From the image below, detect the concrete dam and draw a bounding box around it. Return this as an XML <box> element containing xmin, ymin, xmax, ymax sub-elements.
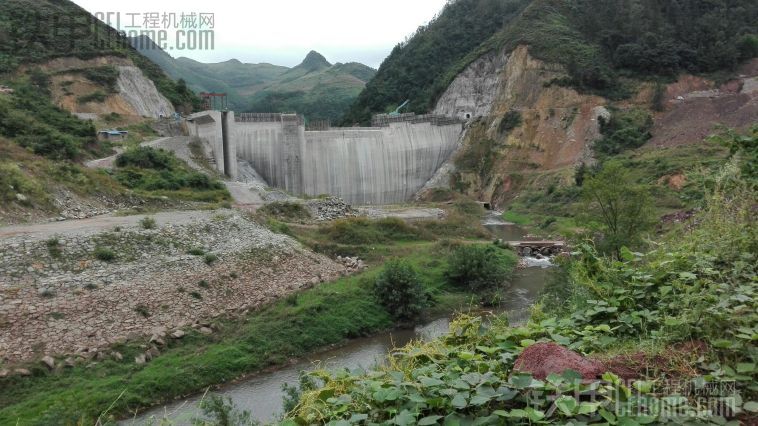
<box><xmin>188</xmin><ymin>111</ymin><xmax>463</xmax><ymax>204</ymax></box>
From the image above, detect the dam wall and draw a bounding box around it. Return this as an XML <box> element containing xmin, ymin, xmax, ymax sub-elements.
<box><xmin>190</xmin><ymin>111</ymin><xmax>462</xmax><ymax>204</ymax></box>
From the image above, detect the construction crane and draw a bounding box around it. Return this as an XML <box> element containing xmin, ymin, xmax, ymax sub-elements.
<box><xmin>389</xmin><ymin>99</ymin><xmax>410</xmax><ymax>117</ymax></box>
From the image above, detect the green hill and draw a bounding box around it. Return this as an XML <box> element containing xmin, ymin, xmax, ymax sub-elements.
<box><xmin>130</xmin><ymin>39</ymin><xmax>377</xmax><ymax>122</ymax></box>
<box><xmin>343</xmin><ymin>0</ymin><xmax>758</xmax><ymax>124</ymax></box>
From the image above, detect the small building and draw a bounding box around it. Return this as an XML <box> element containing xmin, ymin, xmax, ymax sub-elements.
<box><xmin>97</xmin><ymin>129</ymin><xmax>129</xmax><ymax>141</ymax></box>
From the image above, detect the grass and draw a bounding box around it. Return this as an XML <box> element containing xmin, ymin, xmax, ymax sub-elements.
<box><xmin>501</xmin><ymin>210</ymin><xmax>532</xmax><ymax>226</ymax></box>
<box><xmin>93</xmin><ymin>247</ymin><xmax>116</xmax><ymax>262</ymax></box>
<box><xmin>0</xmin><ymin>240</ymin><xmax>508</xmax><ymax>423</ymax></box>
<box><xmin>0</xmin><ymin>199</ymin><xmax>512</xmax><ymax>423</ymax></box>
<box><xmin>139</xmin><ymin>217</ymin><xmax>157</xmax><ymax>230</ymax></box>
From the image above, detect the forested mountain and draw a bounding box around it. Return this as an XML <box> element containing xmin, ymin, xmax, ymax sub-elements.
<box><xmin>344</xmin><ymin>0</ymin><xmax>758</xmax><ymax>124</ymax></box>
<box><xmin>131</xmin><ymin>38</ymin><xmax>377</xmax><ymax>122</ymax></box>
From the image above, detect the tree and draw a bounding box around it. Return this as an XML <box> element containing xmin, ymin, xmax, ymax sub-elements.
<box><xmin>445</xmin><ymin>244</ymin><xmax>514</xmax><ymax>304</ymax></box>
<box><xmin>374</xmin><ymin>260</ymin><xmax>427</xmax><ymax>322</ymax></box>
<box><xmin>581</xmin><ymin>161</ymin><xmax>654</xmax><ymax>258</ymax></box>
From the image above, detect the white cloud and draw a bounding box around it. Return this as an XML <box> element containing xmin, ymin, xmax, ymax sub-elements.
<box><xmin>71</xmin><ymin>0</ymin><xmax>449</xmax><ymax>68</ymax></box>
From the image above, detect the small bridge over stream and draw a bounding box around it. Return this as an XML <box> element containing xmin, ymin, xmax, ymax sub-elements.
<box><xmin>506</xmin><ymin>241</ymin><xmax>567</xmax><ymax>257</ymax></box>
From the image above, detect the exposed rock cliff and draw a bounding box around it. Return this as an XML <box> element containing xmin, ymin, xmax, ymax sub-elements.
<box><xmin>45</xmin><ymin>56</ymin><xmax>174</xmax><ymax>119</ymax></box>
<box><xmin>429</xmin><ymin>46</ymin><xmax>607</xmax><ymax>206</ymax></box>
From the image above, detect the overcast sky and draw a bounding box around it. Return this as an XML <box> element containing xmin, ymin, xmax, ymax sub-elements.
<box><xmin>71</xmin><ymin>0</ymin><xmax>449</xmax><ymax>68</ymax></box>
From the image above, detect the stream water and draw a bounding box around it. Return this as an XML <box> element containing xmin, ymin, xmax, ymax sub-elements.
<box><xmin>125</xmin><ymin>215</ymin><xmax>554</xmax><ymax>425</ymax></box>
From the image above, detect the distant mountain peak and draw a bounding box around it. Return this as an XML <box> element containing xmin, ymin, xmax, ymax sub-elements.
<box><xmin>297</xmin><ymin>50</ymin><xmax>331</xmax><ymax>71</ymax></box>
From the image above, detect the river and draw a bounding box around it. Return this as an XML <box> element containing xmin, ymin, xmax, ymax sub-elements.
<box><xmin>124</xmin><ymin>215</ymin><xmax>554</xmax><ymax>425</ymax></box>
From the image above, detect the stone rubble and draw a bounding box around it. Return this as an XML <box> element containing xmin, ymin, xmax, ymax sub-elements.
<box><xmin>305</xmin><ymin>197</ymin><xmax>355</xmax><ymax>221</ymax></box>
<box><xmin>0</xmin><ymin>211</ymin><xmax>348</xmax><ymax>368</ymax></box>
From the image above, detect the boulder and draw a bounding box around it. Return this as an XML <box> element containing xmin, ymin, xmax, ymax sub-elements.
<box><xmin>199</xmin><ymin>327</ymin><xmax>213</xmax><ymax>335</ymax></box>
<box><xmin>134</xmin><ymin>354</ymin><xmax>147</xmax><ymax>365</ymax></box>
<box><xmin>14</xmin><ymin>368</ymin><xmax>32</xmax><ymax>376</ymax></box>
<box><xmin>41</xmin><ymin>355</ymin><xmax>56</xmax><ymax>370</ymax></box>
<box><xmin>171</xmin><ymin>329</ymin><xmax>186</xmax><ymax>339</ymax></box>
<box><xmin>513</xmin><ymin>342</ymin><xmax>605</xmax><ymax>381</ymax></box>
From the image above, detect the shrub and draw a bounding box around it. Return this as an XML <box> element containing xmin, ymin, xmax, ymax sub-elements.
<box><xmin>134</xmin><ymin>304</ymin><xmax>150</xmax><ymax>318</ymax></box>
<box><xmin>46</xmin><ymin>238</ymin><xmax>61</xmax><ymax>258</ymax></box>
<box><xmin>594</xmin><ymin>108</ymin><xmax>653</xmax><ymax>155</ymax></box>
<box><xmin>445</xmin><ymin>245</ymin><xmax>515</xmax><ymax>294</ymax></box>
<box><xmin>93</xmin><ymin>247</ymin><xmax>116</xmax><ymax>262</ymax></box>
<box><xmin>189</xmin><ymin>291</ymin><xmax>202</xmax><ymax>300</ymax></box>
<box><xmin>81</xmin><ymin>66</ymin><xmax>120</xmax><ymax>92</ymax></box>
<box><xmin>139</xmin><ymin>216</ymin><xmax>157</xmax><ymax>230</ymax></box>
<box><xmin>498</xmin><ymin>110</ymin><xmax>522</xmax><ymax>134</ymax></box>
<box><xmin>198</xmin><ymin>280</ymin><xmax>209</xmax><ymax>289</ymax></box>
<box><xmin>204</xmin><ymin>253</ymin><xmax>218</xmax><ymax>265</ymax></box>
<box><xmin>187</xmin><ymin>248</ymin><xmax>205</xmax><ymax>256</ymax></box>
<box><xmin>116</xmin><ymin>147</ymin><xmax>174</xmax><ymax>170</ymax></box>
<box><xmin>258</xmin><ymin>202</ymin><xmax>311</xmax><ymax>221</ymax></box>
<box><xmin>77</xmin><ymin>91</ymin><xmax>107</xmax><ymax>104</ymax></box>
<box><xmin>374</xmin><ymin>260</ymin><xmax>427</xmax><ymax>322</ymax></box>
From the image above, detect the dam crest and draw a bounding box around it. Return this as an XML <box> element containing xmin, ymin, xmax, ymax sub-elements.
<box><xmin>188</xmin><ymin>111</ymin><xmax>463</xmax><ymax>204</ymax></box>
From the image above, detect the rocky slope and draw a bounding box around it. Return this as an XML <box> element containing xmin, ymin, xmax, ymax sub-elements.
<box><xmin>42</xmin><ymin>56</ymin><xmax>174</xmax><ymax>119</ymax></box>
<box><xmin>422</xmin><ymin>46</ymin><xmax>758</xmax><ymax>207</ymax></box>
<box><xmin>0</xmin><ymin>211</ymin><xmax>351</xmax><ymax>365</ymax></box>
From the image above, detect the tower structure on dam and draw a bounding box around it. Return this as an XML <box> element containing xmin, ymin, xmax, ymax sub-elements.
<box><xmin>188</xmin><ymin>111</ymin><xmax>463</xmax><ymax>204</ymax></box>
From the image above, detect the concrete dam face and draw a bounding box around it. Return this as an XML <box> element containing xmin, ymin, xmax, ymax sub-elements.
<box><xmin>188</xmin><ymin>111</ymin><xmax>462</xmax><ymax>204</ymax></box>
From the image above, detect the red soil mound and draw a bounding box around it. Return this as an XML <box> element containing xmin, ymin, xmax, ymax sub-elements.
<box><xmin>513</xmin><ymin>342</ymin><xmax>606</xmax><ymax>380</ymax></box>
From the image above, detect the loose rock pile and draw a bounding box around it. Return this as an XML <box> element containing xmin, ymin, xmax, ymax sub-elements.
<box><xmin>0</xmin><ymin>212</ymin><xmax>347</xmax><ymax>368</ymax></box>
<box><xmin>306</xmin><ymin>197</ymin><xmax>355</xmax><ymax>221</ymax></box>
<box><xmin>336</xmin><ymin>255</ymin><xmax>366</xmax><ymax>273</ymax></box>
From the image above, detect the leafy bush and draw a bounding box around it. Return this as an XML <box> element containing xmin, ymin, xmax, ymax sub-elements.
<box><xmin>113</xmin><ymin>147</ymin><xmax>227</xmax><ymax>198</ymax></box>
<box><xmin>593</xmin><ymin>108</ymin><xmax>653</xmax><ymax>155</ymax></box>
<box><xmin>93</xmin><ymin>247</ymin><xmax>116</xmax><ymax>262</ymax></box>
<box><xmin>139</xmin><ymin>216</ymin><xmax>157</xmax><ymax>230</ymax></box>
<box><xmin>445</xmin><ymin>244</ymin><xmax>515</xmax><ymax>294</ymax></box>
<box><xmin>46</xmin><ymin>238</ymin><xmax>61</xmax><ymax>258</ymax></box>
<box><xmin>115</xmin><ymin>147</ymin><xmax>174</xmax><ymax>170</ymax></box>
<box><xmin>373</xmin><ymin>260</ymin><xmax>428</xmax><ymax>322</ymax></box>
<box><xmin>498</xmin><ymin>110</ymin><xmax>522</xmax><ymax>134</ymax></box>
<box><xmin>204</xmin><ymin>253</ymin><xmax>218</xmax><ymax>265</ymax></box>
<box><xmin>187</xmin><ymin>248</ymin><xmax>205</xmax><ymax>256</ymax></box>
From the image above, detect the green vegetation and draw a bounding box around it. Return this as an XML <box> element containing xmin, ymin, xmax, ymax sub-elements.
<box><xmin>0</xmin><ymin>0</ymin><xmax>199</xmax><ymax>110</ymax></box>
<box><xmin>0</xmin><ymin>232</ymin><xmax>512</xmax><ymax>423</ymax></box>
<box><xmin>45</xmin><ymin>238</ymin><xmax>61</xmax><ymax>258</ymax></box>
<box><xmin>581</xmin><ymin>161</ymin><xmax>655</xmax><ymax>258</ymax></box>
<box><xmin>0</xmin><ymin>80</ymin><xmax>99</xmax><ymax>161</ymax></box>
<box><xmin>257</xmin><ymin>202</ymin><xmax>311</xmax><ymax>222</ymax></box>
<box><xmin>346</xmin><ymin>0</ymin><xmax>757</xmax><ymax>122</ymax></box>
<box><xmin>373</xmin><ymin>260</ymin><xmax>428</xmax><ymax>322</ymax></box>
<box><xmin>80</xmin><ymin>66</ymin><xmax>120</xmax><ymax>92</ymax></box>
<box><xmin>498</xmin><ymin>110</ymin><xmax>522</xmax><ymax>134</ymax></box>
<box><xmin>76</xmin><ymin>90</ymin><xmax>108</xmax><ymax>104</ymax></box>
<box><xmin>113</xmin><ymin>147</ymin><xmax>229</xmax><ymax>202</ymax></box>
<box><xmin>0</xmin><ymin>161</ymin><xmax>46</xmax><ymax>205</ymax></box>
<box><xmin>139</xmin><ymin>217</ymin><xmax>157</xmax><ymax>230</ymax></box>
<box><xmin>445</xmin><ymin>244</ymin><xmax>516</xmax><ymax>303</ymax></box>
<box><xmin>501</xmin><ymin>210</ymin><xmax>531</xmax><ymax>225</ymax></box>
<box><xmin>594</xmin><ymin>108</ymin><xmax>654</xmax><ymax>156</ymax></box>
<box><xmin>284</xmin><ymin>132</ymin><xmax>757</xmax><ymax>426</ymax></box>
<box><xmin>343</xmin><ymin>0</ymin><xmax>528</xmax><ymax>124</ymax></box>
<box><xmin>93</xmin><ymin>247</ymin><xmax>116</xmax><ymax>262</ymax></box>
<box><xmin>203</xmin><ymin>253</ymin><xmax>219</xmax><ymax>265</ymax></box>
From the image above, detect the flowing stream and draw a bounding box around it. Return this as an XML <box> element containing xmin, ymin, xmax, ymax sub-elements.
<box><xmin>125</xmin><ymin>214</ymin><xmax>554</xmax><ymax>425</ymax></box>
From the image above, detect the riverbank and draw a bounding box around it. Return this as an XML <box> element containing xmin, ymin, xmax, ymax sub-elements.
<box><xmin>0</xmin><ymin>238</ymin><xmax>513</xmax><ymax>424</ymax></box>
